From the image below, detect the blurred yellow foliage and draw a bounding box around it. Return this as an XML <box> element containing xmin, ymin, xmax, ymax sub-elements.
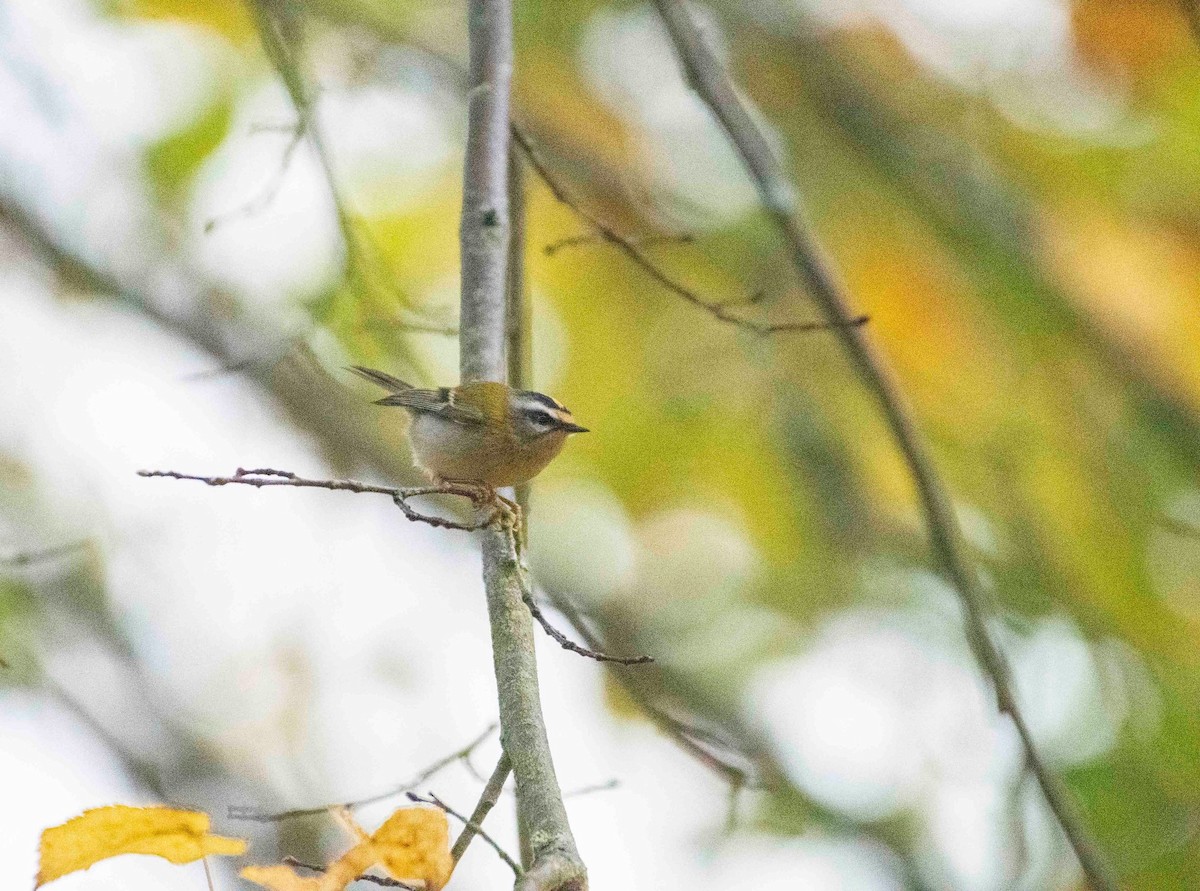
<box><xmin>1045</xmin><ymin>203</ymin><xmax>1200</xmax><ymax>413</ymax></box>
<box><xmin>126</xmin><ymin>0</ymin><xmax>255</xmax><ymax>41</ymax></box>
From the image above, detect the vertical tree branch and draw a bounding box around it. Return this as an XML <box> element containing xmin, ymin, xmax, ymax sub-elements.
<box><xmin>507</xmin><ymin>150</ymin><xmax>534</xmax><ymax>550</ymax></box>
<box><xmin>459</xmin><ymin>0</ymin><xmax>513</xmax><ymax>384</ymax></box>
<box><xmin>650</xmin><ymin>2</ymin><xmax>1115</xmax><ymax>889</ymax></box>
<box><xmin>506</xmin><ymin>150</ymin><xmax>532</xmax><ymax>394</ymax></box>
<box><xmin>459</xmin><ymin>1</ymin><xmax>585</xmax><ymax>889</ymax></box>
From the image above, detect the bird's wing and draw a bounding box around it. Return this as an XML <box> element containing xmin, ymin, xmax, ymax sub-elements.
<box><xmin>349</xmin><ymin>367</ymin><xmax>504</xmax><ymax>426</ymax></box>
<box><xmin>375</xmin><ymin>386</ymin><xmax>492</xmax><ymax>426</ymax></box>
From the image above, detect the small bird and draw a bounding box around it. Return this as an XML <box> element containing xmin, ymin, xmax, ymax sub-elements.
<box><xmin>348</xmin><ymin>366</ymin><xmax>588</xmax><ymax>489</ymax></box>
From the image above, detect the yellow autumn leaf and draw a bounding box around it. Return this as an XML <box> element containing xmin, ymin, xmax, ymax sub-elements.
<box><xmin>241</xmin><ymin>805</ymin><xmax>452</xmax><ymax>891</ymax></box>
<box><xmin>241</xmin><ymin>845</ymin><xmax>374</xmax><ymax>891</ymax></box>
<box><xmin>37</xmin><ymin>805</ymin><xmax>247</xmax><ymax>886</ymax></box>
<box><xmin>239</xmin><ymin>864</ymin><xmax>324</xmax><ymax>891</ymax></box>
<box><xmin>372</xmin><ymin>806</ymin><xmax>453</xmax><ymax>890</ymax></box>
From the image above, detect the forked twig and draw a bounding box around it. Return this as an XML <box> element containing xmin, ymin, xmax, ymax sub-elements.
<box><xmin>142</xmin><ymin>466</ymin><xmax>654</xmax><ymax>670</ymax></box>
<box><xmin>406</xmin><ymin>791</ymin><xmax>521</xmax><ymax>876</ymax></box>
<box><xmin>229</xmin><ymin>723</ymin><xmax>498</xmax><ymax>822</ymax></box>
<box><xmin>138</xmin><ymin>467</ymin><xmax>513</xmax><ymax>533</ymax></box>
<box><xmin>281</xmin><ymin>856</ymin><xmax>416</xmax><ymax>889</ymax></box>
<box><xmin>511</xmin><ymin>125</ymin><xmax>868</xmax><ymax>336</ymax></box>
<box><xmin>204</xmin><ymin>121</ymin><xmax>305</xmax><ymax>234</ymax></box>
<box><xmin>521</xmin><ymin>589</ymin><xmax>653</xmax><ymax>666</ymax></box>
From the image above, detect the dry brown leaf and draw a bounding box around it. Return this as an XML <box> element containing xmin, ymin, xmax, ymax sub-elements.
<box><xmin>36</xmin><ymin>805</ymin><xmax>247</xmax><ymax>886</ymax></box>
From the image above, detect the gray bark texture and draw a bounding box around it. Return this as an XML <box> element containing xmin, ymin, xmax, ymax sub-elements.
<box><xmin>458</xmin><ymin>1</ymin><xmax>586</xmax><ymax>888</ymax></box>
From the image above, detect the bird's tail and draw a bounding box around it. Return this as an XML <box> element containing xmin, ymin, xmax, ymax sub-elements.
<box><xmin>345</xmin><ymin>365</ymin><xmax>413</xmax><ymax>393</ymax></box>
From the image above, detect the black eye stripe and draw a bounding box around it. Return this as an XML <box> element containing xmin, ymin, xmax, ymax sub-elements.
<box><xmin>525</xmin><ymin>409</ymin><xmax>556</xmax><ymax>425</ymax></box>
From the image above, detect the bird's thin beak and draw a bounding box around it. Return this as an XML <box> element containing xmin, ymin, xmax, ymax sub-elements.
<box><xmin>560</xmin><ymin>421</ymin><xmax>589</xmax><ymax>434</ymax></box>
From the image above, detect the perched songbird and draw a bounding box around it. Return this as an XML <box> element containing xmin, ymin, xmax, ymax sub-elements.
<box><xmin>348</xmin><ymin>366</ymin><xmax>588</xmax><ymax>489</ymax></box>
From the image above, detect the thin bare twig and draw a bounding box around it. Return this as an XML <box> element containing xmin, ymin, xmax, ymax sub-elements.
<box><xmin>281</xmin><ymin>856</ymin><xmax>416</xmax><ymax>889</ymax></box>
<box><xmin>246</xmin><ymin>1</ymin><xmax>451</xmax><ymax>338</ymax></box>
<box><xmin>204</xmin><ymin>121</ymin><xmax>305</xmax><ymax>234</ymax></box>
<box><xmin>137</xmin><ymin>467</ymin><xmax>513</xmax><ymax>533</ymax></box>
<box><xmin>246</xmin><ymin>2</ymin><xmax>362</xmax><ymax>285</ymax></box>
<box><xmin>230</xmin><ymin>723</ymin><xmax>497</xmax><ymax>822</ymax></box>
<box><xmin>542</xmin><ymin>589</ymin><xmax>754</xmax><ymax>788</ymax></box>
<box><xmin>542</xmin><ymin>232</ymin><xmax>694</xmax><ymax>257</ymax></box>
<box><xmin>511</xmin><ymin>125</ymin><xmax>867</xmax><ymax>336</ymax></box>
<box><xmin>45</xmin><ymin>679</ymin><xmax>170</xmax><ymax>799</ymax></box>
<box><xmin>521</xmin><ymin>591</ymin><xmax>653</xmax><ymax>666</ymax></box>
<box><xmin>450</xmin><ymin>753</ymin><xmax>512</xmax><ymax>864</ymax></box>
<box><xmin>651</xmin><ymin>2</ymin><xmax>1114</xmax><ymax>888</ymax></box>
<box><xmin>0</xmin><ymin>195</ymin><xmax>429</xmax><ymax>489</ymax></box>
<box><xmin>563</xmin><ymin>779</ymin><xmax>619</xmax><ymax>798</ymax></box>
<box><xmin>407</xmin><ymin>791</ymin><xmax>522</xmax><ymax>876</ymax></box>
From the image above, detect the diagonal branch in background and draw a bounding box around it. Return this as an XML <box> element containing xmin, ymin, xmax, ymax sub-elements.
<box><xmin>542</xmin><ymin>590</ymin><xmax>753</xmax><ymax>789</ymax></box>
<box><xmin>649</xmin><ymin>2</ymin><xmax>1115</xmax><ymax>889</ymax></box>
<box><xmin>544</xmin><ymin>587</ymin><xmax>942</xmax><ymax>888</ymax></box>
<box><xmin>246</xmin><ymin>0</ymin><xmax>362</xmax><ymax>286</ymax></box>
<box><xmin>229</xmin><ymin>723</ymin><xmax>498</xmax><ymax>822</ymax></box>
<box><xmin>0</xmin><ymin>195</ymin><xmax>425</xmax><ymax>486</ymax></box>
<box><xmin>510</xmin><ymin>125</ymin><xmax>867</xmax><ymax>336</ymax></box>
<box><xmin>245</xmin><ymin>0</ymin><xmax>450</xmax><ymax>337</ymax></box>
<box><xmin>204</xmin><ymin>120</ymin><xmax>305</xmax><ymax>234</ymax></box>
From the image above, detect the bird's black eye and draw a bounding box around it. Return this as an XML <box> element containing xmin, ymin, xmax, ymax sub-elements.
<box><xmin>525</xmin><ymin>409</ymin><xmax>556</xmax><ymax>427</ymax></box>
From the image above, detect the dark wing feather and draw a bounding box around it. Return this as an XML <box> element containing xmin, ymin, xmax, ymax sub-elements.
<box><xmin>348</xmin><ymin>366</ymin><xmax>493</xmax><ymax>425</ymax></box>
<box><xmin>375</xmin><ymin>387</ymin><xmax>489</xmax><ymax>426</ymax></box>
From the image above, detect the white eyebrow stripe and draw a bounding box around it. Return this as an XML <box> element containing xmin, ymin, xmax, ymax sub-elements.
<box><xmin>516</xmin><ymin>396</ymin><xmax>568</xmax><ymax>416</ymax></box>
